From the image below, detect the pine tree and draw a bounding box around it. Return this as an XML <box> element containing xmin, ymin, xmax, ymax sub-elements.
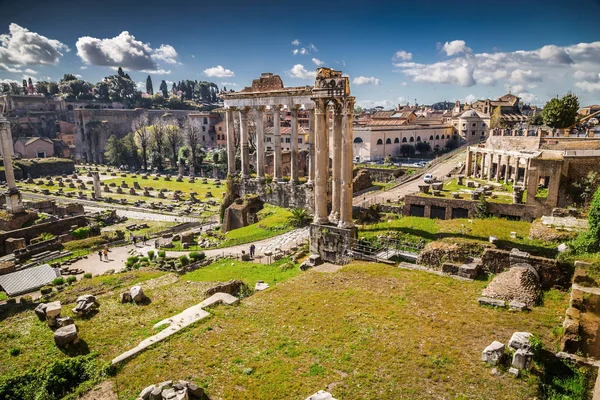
<box><xmin>117</xmin><ymin>67</ymin><xmax>125</xmax><ymax>77</ymax></box>
<box><xmin>146</xmin><ymin>75</ymin><xmax>154</xmax><ymax>95</ymax></box>
<box><xmin>159</xmin><ymin>80</ymin><xmax>168</xmax><ymax>97</ymax></box>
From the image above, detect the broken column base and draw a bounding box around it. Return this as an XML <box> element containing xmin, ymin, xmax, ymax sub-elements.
<box><xmin>309</xmin><ymin>223</ymin><xmax>357</xmax><ymax>264</ymax></box>
<box><xmin>5</xmin><ymin>190</ymin><xmax>24</xmax><ymax>214</ymax></box>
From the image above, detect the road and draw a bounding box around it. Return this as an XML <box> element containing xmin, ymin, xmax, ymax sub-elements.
<box><xmin>354</xmin><ymin>149</ymin><xmax>466</xmax><ymax>207</ymax></box>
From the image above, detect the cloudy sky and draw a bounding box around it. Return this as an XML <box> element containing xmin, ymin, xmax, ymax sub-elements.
<box><xmin>0</xmin><ymin>0</ymin><xmax>599</xmax><ymax>108</ymax></box>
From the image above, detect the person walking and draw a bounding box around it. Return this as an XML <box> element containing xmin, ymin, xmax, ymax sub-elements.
<box><xmin>103</xmin><ymin>248</ymin><xmax>109</xmax><ymax>261</ymax></box>
<box><xmin>133</xmin><ymin>235</ymin><xmax>137</xmax><ymax>246</ymax></box>
<box><xmin>250</xmin><ymin>244</ymin><xmax>256</xmax><ymax>258</ymax></box>
<box><xmin>98</xmin><ymin>250</ymin><xmax>103</xmax><ymax>261</ymax></box>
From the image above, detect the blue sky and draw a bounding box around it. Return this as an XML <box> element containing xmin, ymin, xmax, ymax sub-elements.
<box><xmin>1</xmin><ymin>0</ymin><xmax>599</xmax><ymax>107</ymax></box>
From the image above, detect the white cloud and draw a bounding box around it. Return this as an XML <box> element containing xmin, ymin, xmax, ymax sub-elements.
<box><xmin>312</xmin><ymin>58</ymin><xmax>324</xmax><ymax>66</ymax></box>
<box><xmin>287</xmin><ymin>64</ymin><xmax>316</xmax><ymax>79</ymax></box>
<box><xmin>135</xmin><ymin>81</ymin><xmax>145</xmax><ymax>90</ymax></box>
<box><xmin>393</xmin><ymin>50</ymin><xmax>412</xmax><ymax>61</ymax></box>
<box><xmin>0</xmin><ymin>78</ymin><xmax>18</xmax><ymax>84</ymax></box>
<box><xmin>509</xmin><ymin>69</ymin><xmax>543</xmax><ymax>84</ymax></box>
<box><xmin>518</xmin><ymin>92</ymin><xmax>539</xmax><ymax>102</ymax></box>
<box><xmin>465</xmin><ymin>94</ymin><xmax>477</xmax><ymax>103</ymax></box>
<box><xmin>442</xmin><ymin>40</ymin><xmax>471</xmax><ymax>56</ymax></box>
<box><xmin>353</xmin><ymin>76</ymin><xmax>381</xmax><ymax>85</ymax></box>
<box><xmin>76</xmin><ymin>31</ymin><xmax>177</xmax><ymax>71</ymax></box>
<box><xmin>510</xmin><ymin>84</ymin><xmax>525</xmax><ymax>93</ymax></box>
<box><xmin>80</xmin><ymin>66</ymin><xmax>87</xmax><ymax>70</ymax></box>
<box><xmin>292</xmin><ymin>49</ymin><xmax>299</xmax><ymax>55</ymax></box>
<box><xmin>203</xmin><ymin>65</ymin><xmax>235</xmax><ymax>78</ymax></box>
<box><xmin>73</xmin><ymin>74</ymin><xmax>82</xmax><ymax>79</ymax></box>
<box><xmin>220</xmin><ymin>82</ymin><xmax>239</xmax><ymax>87</ymax></box>
<box><xmin>153</xmin><ymin>44</ymin><xmax>178</xmax><ymax>64</ymax></box>
<box><xmin>307</xmin><ymin>44</ymin><xmax>318</xmax><ymax>52</ymax></box>
<box><xmin>292</xmin><ymin>44</ymin><xmax>317</xmax><ymax>56</ymax></box>
<box><xmin>0</xmin><ymin>63</ymin><xmax>23</xmax><ymax>73</ymax></box>
<box><xmin>357</xmin><ymin>99</ymin><xmax>397</xmax><ymax>109</ymax></box>
<box><xmin>141</xmin><ymin>68</ymin><xmax>171</xmax><ymax>75</ymax></box>
<box><xmin>401</xmin><ymin>81</ymin><xmax>408</xmax><ymax>86</ymax></box>
<box><xmin>0</xmin><ymin>23</ymin><xmax>69</xmax><ymax>66</ymax></box>
<box><xmin>291</xmin><ymin>39</ymin><xmax>300</xmax><ymax>46</ymax></box>
<box><xmin>575</xmin><ymin>81</ymin><xmax>600</xmax><ymax>92</ymax></box>
<box><xmin>574</xmin><ymin>70</ymin><xmax>600</xmax><ymax>82</ymax></box>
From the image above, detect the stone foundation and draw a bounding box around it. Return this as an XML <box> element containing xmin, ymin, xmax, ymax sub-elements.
<box><xmin>309</xmin><ymin>223</ymin><xmax>357</xmax><ymax>264</ymax></box>
<box><xmin>236</xmin><ymin>179</ymin><xmax>317</xmax><ymax>212</ymax></box>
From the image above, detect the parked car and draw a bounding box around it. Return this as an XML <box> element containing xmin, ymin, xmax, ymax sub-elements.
<box><xmin>423</xmin><ymin>174</ymin><xmax>434</xmax><ymax>183</ymax></box>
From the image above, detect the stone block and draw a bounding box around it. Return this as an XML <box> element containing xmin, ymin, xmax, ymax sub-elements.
<box><xmin>478</xmin><ymin>297</ymin><xmax>505</xmax><ymax>308</ymax></box>
<box><xmin>509</xmin><ymin>367</ymin><xmax>520</xmax><ymax>377</ymax></box>
<box><xmin>255</xmin><ymin>281</ymin><xmax>270</xmax><ymax>291</ymax></box>
<box><xmin>482</xmin><ymin>341</ymin><xmax>505</xmax><ymax>365</ymax></box>
<box><xmin>563</xmin><ymin>317</ymin><xmax>579</xmax><ymax>336</ymax></box>
<box><xmin>45</xmin><ymin>301</ymin><xmax>62</xmax><ymax>318</ymax></box>
<box><xmin>305</xmin><ymin>390</ymin><xmax>337</xmax><ymax>400</ymax></box>
<box><xmin>509</xmin><ymin>301</ymin><xmax>528</xmax><ymax>311</ymax></box>
<box><xmin>508</xmin><ymin>332</ymin><xmax>532</xmax><ymax>351</ymax></box>
<box><xmin>54</xmin><ymin>324</ymin><xmax>78</xmax><ymax>348</ymax></box>
<box><xmin>34</xmin><ymin>303</ymin><xmax>47</xmax><ymax>321</ymax></box>
<box><xmin>130</xmin><ymin>285</ymin><xmax>147</xmax><ymax>304</ymax></box>
<box><xmin>512</xmin><ymin>349</ymin><xmax>533</xmax><ymax>370</ymax></box>
<box><xmin>56</xmin><ymin>316</ymin><xmax>74</xmax><ymax>327</ymax></box>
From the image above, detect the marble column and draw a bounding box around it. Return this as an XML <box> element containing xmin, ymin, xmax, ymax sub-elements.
<box><xmin>239</xmin><ymin>107</ymin><xmax>249</xmax><ymax>178</ymax></box>
<box><xmin>487</xmin><ymin>153</ymin><xmax>494</xmax><ymax>181</ymax></box>
<box><xmin>480</xmin><ymin>153</ymin><xmax>486</xmax><ymax>179</ymax></box>
<box><xmin>504</xmin><ymin>156</ymin><xmax>510</xmax><ymax>184</ymax></box>
<box><xmin>226</xmin><ymin>108</ymin><xmax>236</xmax><ymax>177</ymax></box>
<box><xmin>272</xmin><ymin>105</ymin><xmax>282</xmax><ymax>181</ymax></box>
<box><xmin>330</xmin><ymin>102</ymin><xmax>343</xmax><ymax>223</ymax></box>
<box><xmin>495</xmin><ymin>155</ymin><xmax>502</xmax><ymax>182</ymax></box>
<box><xmin>313</xmin><ymin>98</ymin><xmax>329</xmax><ymax>224</ymax></box>
<box><xmin>338</xmin><ymin>97</ymin><xmax>355</xmax><ymax>229</ymax></box>
<box><xmin>523</xmin><ymin>158</ymin><xmax>530</xmax><ymax>187</ymax></box>
<box><xmin>473</xmin><ymin>152</ymin><xmax>479</xmax><ymax>177</ymax></box>
<box><xmin>307</xmin><ymin>110</ymin><xmax>315</xmax><ymax>186</ymax></box>
<box><xmin>465</xmin><ymin>150</ymin><xmax>473</xmax><ymax>177</ymax></box>
<box><xmin>0</xmin><ymin>115</ymin><xmax>23</xmax><ymax>213</ymax></box>
<box><xmin>290</xmin><ymin>105</ymin><xmax>299</xmax><ymax>184</ymax></box>
<box><xmin>255</xmin><ymin>106</ymin><xmax>265</xmax><ymax>181</ymax></box>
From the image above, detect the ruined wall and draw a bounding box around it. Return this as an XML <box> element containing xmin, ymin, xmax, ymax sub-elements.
<box><xmin>486</xmin><ymin>136</ymin><xmax>541</xmax><ymax>151</ymax></box>
<box><xmin>0</xmin><ymin>215</ymin><xmax>87</xmax><ymax>256</ymax></box>
<box><xmin>236</xmin><ymin>180</ymin><xmax>317</xmax><ymax>212</ymax></box>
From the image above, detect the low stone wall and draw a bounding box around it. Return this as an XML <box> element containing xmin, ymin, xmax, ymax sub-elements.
<box><xmin>0</xmin><ymin>215</ymin><xmax>87</xmax><ymax>256</ymax></box>
<box><xmin>236</xmin><ymin>179</ymin><xmax>316</xmax><ymax>212</ymax></box>
<box><xmin>359</xmin><ymin>167</ymin><xmax>403</xmax><ymax>183</ymax></box>
<box><xmin>481</xmin><ymin>248</ymin><xmax>569</xmax><ymax>289</ymax></box>
<box><xmin>403</xmin><ymin>194</ymin><xmax>546</xmax><ymax>221</ymax></box>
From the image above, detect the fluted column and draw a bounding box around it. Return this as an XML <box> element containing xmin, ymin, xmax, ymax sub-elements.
<box><xmin>495</xmin><ymin>154</ymin><xmax>502</xmax><ymax>182</ymax></box>
<box><xmin>272</xmin><ymin>105</ymin><xmax>282</xmax><ymax>181</ymax></box>
<box><xmin>465</xmin><ymin>150</ymin><xmax>473</xmax><ymax>177</ymax></box>
<box><xmin>255</xmin><ymin>106</ymin><xmax>265</xmax><ymax>181</ymax></box>
<box><xmin>473</xmin><ymin>152</ymin><xmax>479</xmax><ymax>177</ymax></box>
<box><xmin>226</xmin><ymin>108</ymin><xmax>236</xmax><ymax>177</ymax></box>
<box><xmin>480</xmin><ymin>153</ymin><xmax>486</xmax><ymax>179</ymax></box>
<box><xmin>504</xmin><ymin>156</ymin><xmax>510</xmax><ymax>184</ymax></box>
<box><xmin>329</xmin><ymin>102</ymin><xmax>343</xmax><ymax>223</ymax></box>
<box><xmin>239</xmin><ymin>107</ymin><xmax>249</xmax><ymax>178</ymax></box>
<box><xmin>290</xmin><ymin>105</ymin><xmax>299</xmax><ymax>184</ymax></box>
<box><xmin>0</xmin><ymin>116</ymin><xmax>17</xmax><ymax>191</ymax></box>
<box><xmin>313</xmin><ymin>98</ymin><xmax>329</xmax><ymax>224</ymax></box>
<box><xmin>338</xmin><ymin>97</ymin><xmax>355</xmax><ymax>229</ymax></box>
<box><xmin>308</xmin><ymin>109</ymin><xmax>315</xmax><ymax>186</ymax></box>
<box><xmin>487</xmin><ymin>153</ymin><xmax>494</xmax><ymax>180</ymax></box>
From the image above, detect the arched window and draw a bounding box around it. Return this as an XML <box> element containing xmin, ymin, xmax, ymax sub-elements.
<box><xmin>353</xmin><ymin>137</ymin><xmax>363</xmax><ymax>143</ymax></box>
<box><xmin>385</xmin><ymin>138</ymin><xmax>392</xmax><ymax>144</ymax></box>
<box><xmin>376</xmin><ymin>139</ymin><xmax>383</xmax><ymax>145</ymax></box>
<box><xmin>435</xmin><ymin>135</ymin><xmax>440</xmax><ymax>140</ymax></box>
<box><xmin>429</xmin><ymin>135</ymin><xmax>434</xmax><ymax>140</ymax></box>
<box><xmin>402</xmin><ymin>137</ymin><xmax>407</xmax><ymax>143</ymax></box>
<box><xmin>394</xmin><ymin>138</ymin><xmax>400</xmax><ymax>143</ymax></box>
<box><xmin>441</xmin><ymin>134</ymin><xmax>445</xmax><ymax>139</ymax></box>
<box><xmin>203</xmin><ymin>118</ymin><xmax>208</xmax><ymax>124</ymax></box>
<box><xmin>409</xmin><ymin>137</ymin><xmax>414</xmax><ymax>142</ymax></box>
<box><xmin>416</xmin><ymin>136</ymin><xmax>421</xmax><ymax>142</ymax></box>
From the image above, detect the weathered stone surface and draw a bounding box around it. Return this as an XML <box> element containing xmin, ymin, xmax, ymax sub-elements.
<box><xmin>120</xmin><ymin>291</ymin><xmax>132</xmax><ymax>303</ymax></box>
<box><xmin>481</xmin><ymin>264</ymin><xmax>541</xmax><ymax>307</ymax></box>
<box><xmin>73</xmin><ymin>294</ymin><xmax>99</xmax><ymax>316</ymax></box>
<box><xmin>255</xmin><ymin>281</ymin><xmax>270</xmax><ymax>291</ymax></box>
<box><xmin>56</xmin><ymin>316</ymin><xmax>74</xmax><ymax>327</ymax></box>
<box><xmin>222</xmin><ymin>196</ymin><xmax>264</xmax><ymax>233</ymax></box>
<box><xmin>54</xmin><ymin>324</ymin><xmax>78</xmax><ymax>348</ymax></box>
<box><xmin>34</xmin><ymin>302</ymin><xmax>47</xmax><ymax>321</ymax></box>
<box><xmin>509</xmin><ymin>301</ymin><xmax>528</xmax><ymax>311</ymax></box>
<box><xmin>482</xmin><ymin>341</ymin><xmax>505</xmax><ymax>365</ymax></box>
<box><xmin>45</xmin><ymin>301</ymin><xmax>62</xmax><ymax>318</ymax></box>
<box><xmin>205</xmin><ymin>280</ymin><xmax>247</xmax><ymax>297</ymax></box>
<box><xmin>478</xmin><ymin>297</ymin><xmax>506</xmax><ymax>308</ymax></box>
<box><xmin>305</xmin><ymin>390</ymin><xmax>337</xmax><ymax>400</ymax></box>
<box><xmin>512</xmin><ymin>349</ymin><xmax>533</xmax><ymax>370</ymax></box>
<box><xmin>140</xmin><ymin>384</ymin><xmax>156</xmax><ymax>400</ymax></box>
<box><xmin>508</xmin><ymin>332</ymin><xmax>532</xmax><ymax>351</ymax></box>
<box><xmin>130</xmin><ymin>285</ymin><xmax>147</xmax><ymax>304</ymax></box>
<box><xmin>352</xmin><ymin>169</ymin><xmax>373</xmax><ymax>193</ymax></box>
<box><xmin>186</xmin><ymin>382</ymin><xmax>205</xmax><ymax>398</ymax></box>
<box><xmin>509</xmin><ymin>367</ymin><xmax>520</xmax><ymax>377</ymax></box>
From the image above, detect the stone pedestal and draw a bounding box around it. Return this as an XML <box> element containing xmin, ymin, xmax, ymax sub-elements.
<box><xmin>5</xmin><ymin>189</ymin><xmax>24</xmax><ymax>214</ymax></box>
<box><xmin>309</xmin><ymin>223</ymin><xmax>357</xmax><ymax>264</ymax></box>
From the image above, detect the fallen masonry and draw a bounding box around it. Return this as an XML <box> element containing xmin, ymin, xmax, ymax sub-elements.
<box><xmin>305</xmin><ymin>390</ymin><xmax>338</xmax><ymax>400</ymax></box>
<box><xmin>138</xmin><ymin>380</ymin><xmax>207</xmax><ymax>400</ymax></box>
<box><xmin>72</xmin><ymin>294</ymin><xmax>99</xmax><ymax>317</ymax></box>
<box><xmin>112</xmin><ymin>292</ymin><xmax>239</xmax><ymax>366</ymax></box>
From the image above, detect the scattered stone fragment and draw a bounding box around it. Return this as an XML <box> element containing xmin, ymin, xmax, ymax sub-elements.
<box><xmin>54</xmin><ymin>324</ymin><xmax>79</xmax><ymax>348</ymax></box>
<box><xmin>255</xmin><ymin>281</ymin><xmax>270</xmax><ymax>291</ymax></box>
<box><xmin>34</xmin><ymin>303</ymin><xmax>47</xmax><ymax>321</ymax></box>
<box><xmin>56</xmin><ymin>316</ymin><xmax>74</xmax><ymax>327</ymax></box>
<box><xmin>512</xmin><ymin>348</ymin><xmax>533</xmax><ymax>370</ymax></box>
<box><xmin>130</xmin><ymin>285</ymin><xmax>148</xmax><ymax>304</ymax></box>
<box><xmin>482</xmin><ymin>341</ymin><xmax>505</xmax><ymax>365</ymax></box>
<box><xmin>509</xmin><ymin>301</ymin><xmax>528</xmax><ymax>311</ymax></box>
<box><xmin>45</xmin><ymin>301</ymin><xmax>62</xmax><ymax>327</ymax></box>
<box><xmin>478</xmin><ymin>297</ymin><xmax>506</xmax><ymax>308</ymax></box>
<box><xmin>305</xmin><ymin>390</ymin><xmax>337</xmax><ymax>400</ymax></box>
<box><xmin>509</xmin><ymin>367</ymin><xmax>520</xmax><ymax>377</ymax></box>
<box><xmin>120</xmin><ymin>291</ymin><xmax>132</xmax><ymax>303</ymax></box>
<box><xmin>72</xmin><ymin>294</ymin><xmax>99</xmax><ymax>317</ymax></box>
<box><xmin>508</xmin><ymin>332</ymin><xmax>533</xmax><ymax>351</ymax></box>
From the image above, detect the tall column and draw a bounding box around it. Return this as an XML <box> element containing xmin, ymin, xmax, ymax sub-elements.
<box><xmin>226</xmin><ymin>108</ymin><xmax>236</xmax><ymax>177</ymax></box>
<box><xmin>523</xmin><ymin>158</ymin><xmax>530</xmax><ymax>187</ymax></box>
<box><xmin>0</xmin><ymin>115</ymin><xmax>23</xmax><ymax>213</ymax></box>
<box><xmin>338</xmin><ymin>97</ymin><xmax>355</xmax><ymax>229</ymax></box>
<box><xmin>480</xmin><ymin>153</ymin><xmax>486</xmax><ymax>179</ymax></box>
<box><xmin>272</xmin><ymin>105</ymin><xmax>282</xmax><ymax>181</ymax></box>
<box><xmin>308</xmin><ymin>109</ymin><xmax>315</xmax><ymax>186</ymax></box>
<box><xmin>290</xmin><ymin>105</ymin><xmax>299</xmax><ymax>184</ymax></box>
<box><xmin>239</xmin><ymin>107</ymin><xmax>249</xmax><ymax>178</ymax></box>
<box><xmin>465</xmin><ymin>150</ymin><xmax>473</xmax><ymax>177</ymax></box>
<box><xmin>473</xmin><ymin>152</ymin><xmax>479</xmax><ymax>177</ymax></box>
<box><xmin>329</xmin><ymin>102</ymin><xmax>343</xmax><ymax>223</ymax></box>
<box><xmin>255</xmin><ymin>106</ymin><xmax>265</xmax><ymax>181</ymax></box>
<box><xmin>504</xmin><ymin>156</ymin><xmax>510</xmax><ymax>184</ymax></box>
<box><xmin>495</xmin><ymin>154</ymin><xmax>502</xmax><ymax>182</ymax></box>
<box><xmin>313</xmin><ymin>98</ymin><xmax>329</xmax><ymax>224</ymax></box>
<box><xmin>487</xmin><ymin>153</ymin><xmax>494</xmax><ymax>180</ymax></box>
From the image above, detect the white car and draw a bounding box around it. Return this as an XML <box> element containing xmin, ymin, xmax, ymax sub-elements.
<box><xmin>423</xmin><ymin>174</ymin><xmax>434</xmax><ymax>183</ymax></box>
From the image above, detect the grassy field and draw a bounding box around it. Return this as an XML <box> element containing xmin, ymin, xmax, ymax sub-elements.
<box><xmin>0</xmin><ymin>262</ymin><xmax>572</xmax><ymax>399</ymax></box>
<box><xmin>360</xmin><ymin>215</ymin><xmax>556</xmax><ymax>257</ymax></box>
<box><xmin>417</xmin><ymin>178</ymin><xmax>515</xmax><ymax>203</ymax></box>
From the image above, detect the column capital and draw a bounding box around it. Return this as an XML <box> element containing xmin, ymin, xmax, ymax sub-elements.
<box><xmin>312</xmin><ymin>98</ymin><xmax>328</xmax><ymax>114</ymax></box>
<box><xmin>256</xmin><ymin>105</ymin><xmax>266</xmax><ymax>113</ymax></box>
<box><xmin>226</xmin><ymin>106</ymin><xmax>238</xmax><ymax>112</ymax></box>
<box><xmin>343</xmin><ymin>96</ymin><xmax>355</xmax><ymax>114</ymax></box>
<box><xmin>291</xmin><ymin>104</ymin><xmax>302</xmax><ymax>110</ymax></box>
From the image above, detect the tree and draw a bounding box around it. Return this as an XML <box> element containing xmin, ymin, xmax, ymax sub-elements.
<box><xmin>184</xmin><ymin>119</ymin><xmax>202</xmax><ymax>175</ymax></box>
<box><xmin>117</xmin><ymin>67</ymin><xmax>125</xmax><ymax>77</ymax></box>
<box><xmin>122</xmin><ymin>133</ymin><xmax>141</xmax><ymax>169</ymax></box>
<box><xmin>474</xmin><ymin>195</ymin><xmax>491</xmax><ymax>218</ymax></box>
<box><xmin>149</xmin><ymin>122</ymin><xmax>165</xmax><ymax>155</ymax></box>
<box><xmin>415</xmin><ymin>141</ymin><xmax>432</xmax><ymax>154</ymax></box>
<box><xmin>163</xmin><ymin>119</ymin><xmax>182</xmax><ymax>168</ymax></box>
<box><xmin>146</xmin><ymin>75</ymin><xmax>153</xmax><ymax>95</ymax></box>
<box><xmin>531</xmin><ymin>113</ymin><xmax>544</xmax><ymax>125</ymax></box>
<box><xmin>159</xmin><ymin>80</ymin><xmax>168</xmax><ymax>97</ymax></box>
<box><xmin>399</xmin><ymin>144</ymin><xmax>416</xmax><ymax>157</ymax></box>
<box><xmin>212</xmin><ymin>152</ymin><xmax>219</xmax><ymax>164</ymax></box>
<box><xmin>61</xmin><ymin>74</ymin><xmax>77</xmax><ymax>82</ymax></box>
<box><xmin>149</xmin><ymin>150</ymin><xmax>164</xmax><ymax>171</ymax></box>
<box><xmin>59</xmin><ymin>79</ymin><xmax>93</xmax><ymax>100</ymax></box>
<box><xmin>383</xmin><ymin>155</ymin><xmax>392</xmax><ymax>165</ymax></box>
<box><xmin>218</xmin><ymin>149</ymin><xmax>227</xmax><ymax>164</ymax></box>
<box><xmin>542</xmin><ymin>93</ymin><xmax>580</xmax><ymax>129</ymax></box>
<box><xmin>105</xmin><ymin>134</ymin><xmax>127</xmax><ymax>166</ymax></box>
<box><xmin>570</xmin><ymin>171</ymin><xmax>600</xmax><ymax>205</ymax></box>
<box><xmin>290</xmin><ymin>208</ymin><xmax>312</xmax><ymax>227</ymax></box>
<box><xmin>489</xmin><ymin>106</ymin><xmax>505</xmax><ymax>130</ymax></box>
<box><xmin>48</xmin><ymin>82</ymin><xmax>59</xmax><ymax>95</ymax></box>
<box><xmin>35</xmin><ymin>81</ymin><xmax>49</xmax><ymax>96</ymax></box>
<box><xmin>133</xmin><ymin>114</ymin><xmax>151</xmax><ymax>170</ymax></box>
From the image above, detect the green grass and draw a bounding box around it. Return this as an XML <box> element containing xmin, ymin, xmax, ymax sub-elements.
<box><xmin>0</xmin><ymin>292</ymin><xmax>7</xmax><ymax>301</ymax></box>
<box><xmin>102</xmin><ymin>176</ymin><xmax>225</xmax><ymax>199</ymax></box>
<box><xmin>183</xmin><ymin>257</ymin><xmax>301</xmax><ymax>287</ymax></box>
<box><xmin>215</xmin><ymin>205</ymin><xmax>294</xmax><ymax>248</ymax></box>
<box><xmin>418</xmin><ymin>178</ymin><xmax>514</xmax><ymax>203</ymax></box>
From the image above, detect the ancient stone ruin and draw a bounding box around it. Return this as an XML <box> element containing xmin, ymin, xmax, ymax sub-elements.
<box><xmin>72</xmin><ymin>294</ymin><xmax>99</xmax><ymax>317</ymax></box>
<box><xmin>120</xmin><ymin>285</ymin><xmax>149</xmax><ymax>304</ymax></box>
<box><xmin>138</xmin><ymin>380</ymin><xmax>207</xmax><ymax>400</ymax></box>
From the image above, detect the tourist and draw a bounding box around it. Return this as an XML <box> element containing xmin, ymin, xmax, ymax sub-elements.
<box><xmin>250</xmin><ymin>244</ymin><xmax>256</xmax><ymax>258</ymax></box>
<box><xmin>98</xmin><ymin>250</ymin><xmax>102</xmax><ymax>261</ymax></box>
<box><xmin>133</xmin><ymin>235</ymin><xmax>137</xmax><ymax>246</ymax></box>
<box><xmin>143</xmin><ymin>234</ymin><xmax>148</xmax><ymax>245</ymax></box>
<box><xmin>103</xmin><ymin>248</ymin><xmax>109</xmax><ymax>261</ymax></box>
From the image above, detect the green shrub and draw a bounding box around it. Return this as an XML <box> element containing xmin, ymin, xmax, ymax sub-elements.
<box><xmin>38</xmin><ymin>232</ymin><xmax>55</xmax><ymax>242</ymax></box>
<box><xmin>147</xmin><ymin>250</ymin><xmax>155</xmax><ymax>260</ymax></box>
<box><xmin>20</xmin><ymin>296</ymin><xmax>32</xmax><ymax>304</ymax></box>
<box><xmin>189</xmin><ymin>251</ymin><xmax>206</xmax><ymax>261</ymax></box>
<box><xmin>141</xmin><ymin>257</ymin><xmax>149</xmax><ymax>262</ymax></box>
<box><xmin>66</xmin><ymin>276</ymin><xmax>77</xmax><ymax>285</ymax></box>
<box><xmin>125</xmin><ymin>256</ymin><xmax>139</xmax><ymax>268</ymax></box>
<box><xmin>52</xmin><ymin>277</ymin><xmax>65</xmax><ymax>286</ymax></box>
<box><xmin>179</xmin><ymin>255</ymin><xmax>189</xmax><ymax>266</ymax></box>
<box><xmin>40</xmin><ymin>286</ymin><xmax>53</xmax><ymax>295</ymax></box>
<box><xmin>83</xmin><ymin>273</ymin><xmax>92</xmax><ymax>279</ymax></box>
<box><xmin>8</xmin><ymin>348</ymin><xmax>20</xmax><ymax>356</ymax></box>
<box><xmin>72</xmin><ymin>227</ymin><xmax>91</xmax><ymax>240</ymax></box>
<box><xmin>158</xmin><ymin>250</ymin><xmax>166</xmax><ymax>258</ymax></box>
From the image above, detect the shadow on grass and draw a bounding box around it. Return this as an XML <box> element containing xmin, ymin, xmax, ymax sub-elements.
<box><xmin>0</xmin><ymin>302</ymin><xmax>38</xmax><ymax>323</ymax></box>
<box><xmin>59</xmin><ymin>338</ymin><xmax>90</xmax><ymax>357</ymax></box>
